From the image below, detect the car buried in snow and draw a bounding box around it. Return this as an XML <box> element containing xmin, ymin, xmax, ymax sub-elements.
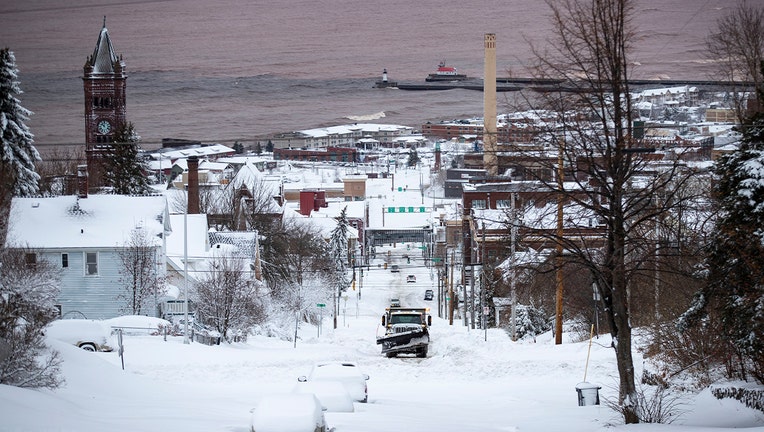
<box><xmin>298</xmin><ymin>361</ymin><xmax>370</xmax><ymax>403</ymax></box>
<box><xmin>45</xmin><ymin>319</ymin><xmax>115</xmax><ymax>352</ymax></box>
<box><xmin>249</xmin><ymin>393</ymin><xmax>326</xmax><ymax>432</ymax></box>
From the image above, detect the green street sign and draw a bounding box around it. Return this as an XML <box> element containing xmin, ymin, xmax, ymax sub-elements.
<box><xmin>316</xmin><ymin>303</ymin><xmax>326</xmax><ymax>307</ymax></box>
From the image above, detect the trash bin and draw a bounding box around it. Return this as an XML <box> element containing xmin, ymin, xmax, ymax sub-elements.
<box><xmin>575</xmin><ymin>382</ymin><xmax>601</xmax><ymax>406</ymax></box>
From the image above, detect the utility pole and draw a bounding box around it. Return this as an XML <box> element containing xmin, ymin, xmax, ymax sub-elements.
<box><xmin>482</xmin><ymin>222</ymin><xmax>487</xmax><ymax>341</ymax></box>
<box><xmin>510</xmin><ymin>192</ymin><xmax>517</xmax><ymax>341</ymax></box>
<box><xmin>449</xmin><ymin>249</ymin><xmax>455</xmax><ymax>325</ymax></box>
<box><xmin>555</xmin><ymin>132</ymin><xmax>565</xmax><ymax>345</ymax></box>
<box><xmin>470</xmin><ymin>263</ymin><xmax>476</xmax><ymax>330</ymax></box>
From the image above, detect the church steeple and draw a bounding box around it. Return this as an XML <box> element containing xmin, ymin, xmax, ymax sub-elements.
<box><xmin>86</xmin><ymin>17</ymin><xmax>122</xmax><ymax>75</ymax></box>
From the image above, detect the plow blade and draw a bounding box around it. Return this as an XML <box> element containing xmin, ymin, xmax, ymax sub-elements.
<box><xmin>376</xmin><ymin>330</ymin><xmax>430</xmax><ymax>356</ymax></box>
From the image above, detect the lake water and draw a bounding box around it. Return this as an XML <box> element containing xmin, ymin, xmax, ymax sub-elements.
<box><xmin>0</xmin><ymin>0</ymin><xmax>745</xmax><ymax>149</ymax></box>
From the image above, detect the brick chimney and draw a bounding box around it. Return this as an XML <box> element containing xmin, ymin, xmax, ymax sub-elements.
<box><xmin>77</xmin><ymin>165</ymin><xmax>88</xmax><ymax>198</ymax></box>
<box><xmin>435</xmin><ymin>142</ymin><xmax>441</xmax><ymax>171</ymax></box>
<box><xmin>187</xmin><ymin>156</ymin><xmax>200</xmax><ymax>214</ymax></box>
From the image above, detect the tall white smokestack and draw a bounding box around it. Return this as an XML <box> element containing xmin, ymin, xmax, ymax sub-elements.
<box><xmin>483</xmin><ymin>33</ymin><xmax>498</xmax><ymax>176</ymax></box>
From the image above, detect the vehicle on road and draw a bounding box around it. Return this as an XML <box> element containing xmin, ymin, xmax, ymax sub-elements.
<box><xmin>389</xmin><ymin>298</ymin><xmax>401</xmax><ymax>307</ymax></box>
<box><xmin>298</xmin><ymin>361</ymin><xmax>370</xmax><ymax>403</ymax></box>
<box><xmin>424</xmin><ymin>289</ymin><xmax>434</xmax><ymax>301</ymax></box>
<box><xmin>45</xmin><ymin>319</ymin><xmax>114</xmax><ymax>352</ymax></box>
<box><xmin>406</xmin><ymin>275</ymin><xmax>416</xmax><ymax>283</ymax></box>
<box><xmin>249</xmin><ymin>393</ymin><xmax>326</xmax><ymax>432</ymax></box>
<box><xmin>390</xmin><ymin>264</ymin><xmax>400</xmax><ymax>273</ymax></box>
<box><xmin>377</xmin><ymin>307</ymin><xmax>432</xmax><ymax>358</ymax></box>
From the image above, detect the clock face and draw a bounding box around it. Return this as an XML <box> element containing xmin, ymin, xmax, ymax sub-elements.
<box><xmin>97</xmin><ymin>120</ymin><xmax>111</xmax><ymax>134</ymax></box>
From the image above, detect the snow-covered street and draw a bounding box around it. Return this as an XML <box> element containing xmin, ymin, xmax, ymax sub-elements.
<box><xmin>2</xmin><ymin>239</ymin><xmax>763</xmax><ymax>432</ymax></box>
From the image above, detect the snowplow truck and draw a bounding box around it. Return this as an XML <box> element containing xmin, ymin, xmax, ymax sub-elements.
<box><xmin>377</xmin><ymin>307</ymin><xmax>432</xmax><ymax>358</ymax></box>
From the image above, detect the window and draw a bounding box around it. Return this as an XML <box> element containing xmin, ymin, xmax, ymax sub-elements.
<box><xmin>471</xmin><ymin>199</ymin><xmax>487</xmax><ymax>209</ymax></box>
<box><xmin>85</xmin><ymin>252</ymin><xmax>98</xmax><ymax>276</ymax></box>
<box><xmin>61</xmin><ymin>253</ymin><xmax>69</xmax><ymax>268</ymax></box>
<box><xmin>496</xmin><ymin>199</ymin><xmax>512</xmax><ymax>209</ymax></box>
<box><xmin>25</xmin><ymin>253</ymin><xmax>37</xmax><ymax>267</ymax></box>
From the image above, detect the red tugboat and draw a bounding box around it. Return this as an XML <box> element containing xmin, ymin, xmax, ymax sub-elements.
<box><xmin>425</xmin><ymin>61</ymin><xmax>468</xmax><ymax>82</ymax></box>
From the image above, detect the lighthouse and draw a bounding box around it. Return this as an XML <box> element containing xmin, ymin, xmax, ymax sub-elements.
<box><xmin>374</xmin><ymin>68</ymin><xmax>398</xmax><ymax>88</ymax></box>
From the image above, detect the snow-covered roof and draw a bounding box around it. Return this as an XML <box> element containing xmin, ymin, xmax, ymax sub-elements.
<box><xmin>298</xmin><ymin>123</ymin><xmax>412</xmax><ymax>138</ymax></box>
<box><xmin>148</xmin><ymin>144</ymin><xmax>235</xmax><ymax>161</ymax></box>
<box><xmin>217</xmin><ymin>156</ymin><xmax>271</xmax><ymax>165</ymax></box>
<box><xmin>310</xmin><ymin>200</ymin><xmax>366</xmax><ymax>220</ymax></box>
<box><xmin>226</xmin><ymin>162</ymin><xmax>283</xmax><ymax>214</ymax></box>
<box><xmin>166</xmin><ymin>214</ymin><xmax>210</xmax><ymax>261</ymax></box>
<box><xmin>283</xmin><ymin>209</ymin><xmax>359</xmax><ymax>241</ymax></box>
<box><xmin>170</xmin><ymin>159</ymin><xmax>231</xmax><ymax>172</ymax></box>
<box><xmin>639</xmin><ymin>86</ymin><xmax>691</xmax><ymax>97</ymax></box>
<box><xmin>7</xmin><ymin>195</ymin><xmax>168</xmax><ymax>249</ymax></box>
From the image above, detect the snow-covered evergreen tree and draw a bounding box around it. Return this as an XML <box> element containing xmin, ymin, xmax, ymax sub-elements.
<box><xmin>407</xmin><ymin>148</ymin><xmax>420</xmax><ymax>167</ymax></box>
<box><xmin>1</xmin><ymin>48</ymin><xmax>40</xmax><ymax>247</ymax></box>
<box><xmin>0</xmin><ymin>48</ymin><xmax>40</xmax><ymax>198</ymax></box>
<box><xmin>683</xmin><ymin>110</ymin><xmax>764</xmax><ymax>383</ymax></box>
<box><xmin>103</xmin><ymin>122</ymin><xmax>151</xmax><ymax>195</ymax></box>
<box><xmin>328</xmin><ymin>207</ymin><xmax>350</xmax><ymax>329</ymax></box>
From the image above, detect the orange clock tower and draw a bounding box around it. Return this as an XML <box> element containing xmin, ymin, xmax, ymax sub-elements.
<box><xmin>83</xmin><ymin>18</ymin><xmax>127</xmax><ymax>187</ymax></box>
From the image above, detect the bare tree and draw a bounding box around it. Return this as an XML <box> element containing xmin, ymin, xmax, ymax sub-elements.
<box><xmin>193</xmin><ymin>252</ymin><xmax>265</xmax><ymax>341</ymax></box>
<box><xmin>0</xmin><ymin>247</ymin><xmax>63</xmax><ymax>389</ymax></box>
<box><xmin>116</xmin><ymin>228</ymin><xmax>165</xmax><ymax>316</ymax></box>
<box><xmin>168</xmin><ymin>171</ymin><xmax>280</xmax><ymax>233</ymax></box>
<box><xmin>279</xmin><ymin>273</ymin><xmax>332</xmax><ymax>346</ymax></box>
<box><xmin>707</xmin><ymin>1</ymin><xmax>764</xmax><ymax>121</ymax></box>
<box><xmin>261</xmin><ymin>219</ymin><xmax>329</xmax><ymax>289</ymax></box>
<box><xmin>35</xmin><ymin>147</ymin><xmax>85</xmax><ymax>196</ymax></box>
<box><xmin>518</xmin><ymin>0</ymin><xmax>708</xmax><ymax>423</ymax></box>
<box><xmin>237</xmin><ymin>175</ymin><xmax>282</xmax><ymax>233</ymax></box>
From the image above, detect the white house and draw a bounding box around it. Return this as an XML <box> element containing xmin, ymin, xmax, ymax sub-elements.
<box><xmin>5</xmin><ymin>194</ymin><xmax>171</xmax><ymax>319</ymax></box>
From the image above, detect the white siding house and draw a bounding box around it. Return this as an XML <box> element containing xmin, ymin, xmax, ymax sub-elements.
<box><xmin>6</xmin><ymin>195</ymin><xmax>171</xmax><ymax>319</ymax></box>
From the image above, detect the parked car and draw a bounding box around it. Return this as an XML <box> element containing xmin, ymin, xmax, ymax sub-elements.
<box><xmin>293</xmin><ymin>380</ymin><xmax>354</xmax><ymax>412</ymax></box>
<box><xmin>389</xmin><ymin>298</ymin><xmax>401</xmax><ymax>307</ymax></box>
<box><xmin>298</xmin><ymin>361</ymin><xmax>370</xmax><ymax>403</ymax></box>
<box><xmin>406</xmin><ymin>275</ymin><xmax>416</xmax><ymax>283</ymax></box>
<box><xmin>250</xmin><ymin>393</ymin><xmax>326</xmax><ymax>432</ymax></box>
<box><xmin>46</xmin><ymin>319</ymin><xmax>114</xmax><ymax>352</ymax></box>
<box><xmin>424</xmin><ymin>289</ymin><xmax>434</xmax><ymax>301</ymax></box>
<box><xmin>390</xmin><ymin>264</ymin><xmax>400</xmax><ymax>273</ymax></box>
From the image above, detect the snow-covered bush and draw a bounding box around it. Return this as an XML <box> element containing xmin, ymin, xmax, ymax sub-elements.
<box><xmin>504</xmin><ymin>304</ymin><xmax>552</xmax><ymax>340</ymax></box>
<box><xmin>603</xmin><ymin>382</ymin><xmax>687</xmax><ymax>424</ymax></box>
